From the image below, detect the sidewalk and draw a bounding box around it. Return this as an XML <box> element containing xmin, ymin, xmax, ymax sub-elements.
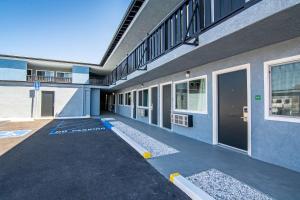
<box><xmin>102</xmin><ymin>113</ymin><xmax>300</xmax><ymax>200</ymax></box>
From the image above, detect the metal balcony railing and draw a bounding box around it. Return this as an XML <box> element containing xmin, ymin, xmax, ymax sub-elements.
<box><xmin>104</xmin><ymin>0</ymin><xmax>259</xmax><ymax>86</ymax></box>
<box><xmin>89</xmin><ymin>78</ymin><xmax>108</xmax><ymax>86</ymax></box>
<box><xmin>26</xmin><ymin>75</ymin><xmax>72</xmax><ymax>83</ymax></box>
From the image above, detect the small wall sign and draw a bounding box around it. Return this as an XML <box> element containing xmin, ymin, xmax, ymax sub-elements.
<box><xmin>34</xmin><ymin>81</ymin><xmax>40</xmax><ymax>91</ymax></box>
<box><xmin>255</xmin><ymin>95</ymin><xmax>262</xmax><ymax>101</ymax></box>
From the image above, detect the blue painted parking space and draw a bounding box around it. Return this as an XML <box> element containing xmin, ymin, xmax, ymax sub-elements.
<box><xmin>49</xmin><ymin>119</ymin><xmax>107</xmax><ymax>135</ymax></box>
<box><xmin>0</xmin><ymin>130</ymin><xmax>31</xmax><ymax>138</ymax></box>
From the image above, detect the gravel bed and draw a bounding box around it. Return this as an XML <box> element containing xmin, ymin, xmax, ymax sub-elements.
<box><xmin>110</xmin><ymin>121</ymin><xmax>179</xmax><ymax>157</ymax></box>
<box><xmin>187</xmin><ymin>169</ymin><xmax>274</xmax><ymax>200</ymax></box>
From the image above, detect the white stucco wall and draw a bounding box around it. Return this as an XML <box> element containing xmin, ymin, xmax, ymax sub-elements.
<box><xmin>0</xmin><ymin>83</ymin><xmax>91</xmax><ymax>120</ymax></box>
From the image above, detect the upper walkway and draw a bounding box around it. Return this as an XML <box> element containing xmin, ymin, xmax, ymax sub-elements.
<box><xmin>104</xmin><ymin>0</ymin><xmax>300</xmax><ymax>90</ymax></box>
<box><xmin>102</xmin><ymin>112</ymin><xmax>300</xmax><ymax>200</ymax></box>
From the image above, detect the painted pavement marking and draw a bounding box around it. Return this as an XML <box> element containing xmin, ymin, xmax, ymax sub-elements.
<box><xmin>49</xmin><ymin>120</ymin><xmax>107</xmax><ymax>135</ymax></box>
<box><xmin>0</xmin><ymin>130</ymin><xmax>32</xmax><ymax>138</ymax></box>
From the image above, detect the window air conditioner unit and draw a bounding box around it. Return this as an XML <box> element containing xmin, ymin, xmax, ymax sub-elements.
<box><xmin>138</xmin><ymin>108</ymin><xmax>148</xmax><ymax>117</ymax></box>
<box><xmin>171</xmin><ymin>113</ymin><xmax>193</xmax><ymax>127</ymax></box>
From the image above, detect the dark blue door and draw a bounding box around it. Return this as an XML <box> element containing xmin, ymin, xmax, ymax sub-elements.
<box><xmin>218</xmin><ymin>69</ymin><xmax>248</xmax><ymax>151</ymax></box>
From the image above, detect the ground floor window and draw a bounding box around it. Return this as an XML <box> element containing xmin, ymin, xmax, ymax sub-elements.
<box><xmin>138</xmin><ymin>89</ymin><xmax>148</xmax><ymax>107</ymax></box>
<box><xmin>270</xmin><ymin>61</ymin><xmax>300</xmax><ymax>118</ymax></box>
<box><xmin>174</xmin><ymin>76</ymin><xmax>207</xmax><ymax>113</ymax></box>
<box><xmin>125</xmin><ymin>92</ymin><xmax>131</xmax><ymax>106</ymax></box>
<box><xmin>118</xmin><ymin>94</ymin><xmax>124</xmax><ymax>105</ymax></box>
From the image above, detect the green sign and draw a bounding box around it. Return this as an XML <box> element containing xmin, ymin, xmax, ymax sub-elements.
<box><xmin>255</xmin><ymin>95</ymin><xmax>262</xmax><ymax>101</ymax></box>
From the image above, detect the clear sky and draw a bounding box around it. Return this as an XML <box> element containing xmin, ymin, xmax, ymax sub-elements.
<box><xmin>0</xmin><ymin>0</ymin><xmax>131</xmax><ymax>64</ymax></box>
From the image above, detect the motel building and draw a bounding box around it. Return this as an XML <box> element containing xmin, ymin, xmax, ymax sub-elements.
<box><xmin>1</xmin><ymin>0</ymin><xmax>300</xmax><ymax>188</ymax></box>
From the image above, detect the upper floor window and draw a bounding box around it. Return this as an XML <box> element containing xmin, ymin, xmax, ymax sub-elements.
<box><xmin>269</xmin><ymin>61</ymin><xmax>300</xmax><ymax>118</ymax></box>
<box><xmin>174</xmin><ymin>76</ymin><xmax>207</xmax><ymax>113</ymax></box>
<box><xmin>37</xmin><ymin>70</ymin><xmax>54</xmax><ymax>77</ymax></box>
<box><xmin>138</xmin><ymin>89</ymin><xmax>148</xmax><ymax>107</ymax></box>
<box><xmin>125</xmin><ymin>92</ymin><xmax>131</xmax><ymax>106</ymax></box>
<box><xmin>27</xmin><ymin>69</ymin><xmax>32</xmax><ymax>76</ymax></box>
<box><xmin>118</xmin><ymin>94</ymin><xmax>124</xmax><ymax>105</ymax></box>
<box><xmin>56</xmin><ymin>72</ymin><xmax>72</xmax><ymax>78</ymax></box>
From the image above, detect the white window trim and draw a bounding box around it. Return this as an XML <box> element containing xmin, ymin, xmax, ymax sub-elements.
<box><xmin>56</xmin><ymin>71</ymin><xmax>72</xmax><ymax>78</ymax></box>
<box><xmin>159</xmin><ymin>81</ymin><xmax>173</xmax><ymax>130</ymax></box>
<box><xmin>36</xmin><ymin>70</ymin><xmax>54</xmax><ymax>77</ymax></box>
<box><xmin>124</xmin><ymin>92</ymin><xmax>132</xmax><ymax>106</ymax></box>
<box><xmin>149</xmin><ymin>84</ymin><xmax>159</xmax><ymax>124</ymax></box>
<box><xmin>264</xmin><ymin>55</ymin><xmax>300</xmax><ymax>123</ymax></box>
<box><xmin>173</xmin><ymin>75</ymin><xmax>208</xmax><ymax>114</ymax></box>
<box><xmin>137</xmin><ymin>88</ymin><xmax>149</xmax><ymax>109</ymax></box>
<box><xmin>118</xmin><ymin>93</ymin><xmax>124</xmax><ymax>106</ymax></box>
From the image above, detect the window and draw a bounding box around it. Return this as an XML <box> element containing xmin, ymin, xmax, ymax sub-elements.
<box><xmin>138</xmin><ymin>89</ymin><xmax>148</xmax><ymax>107</ymax></box>
<box><xmin>175</xmin><ymin>82</ymin><xmax>187</xmax><ymax>110</ymax></box>
<box><xmin>56</xmin><ymin>72</ymin><xmax>72</xmax><ymax>78</ymax></box>
<box><xmin>125</xmin><ymin>92</ymin><xmax>131</xmax><ymax>106</ymax></box>
<box><xmin>27</xmin><ymin>69</ymin><xmax>32</xmax><ymax>76</ymax></box>
<box><xmin>269</xmin><ymin>61</ymin><xmax>300</xmax><ymax>118</ymax></box>
<box><xmin>118</xmin><ymin>94</ymin><xmax>124</xmax><ymax>105</ymax></box>
<box><xmin>174</xmin><ymin>76</ymin><xmax>207</xmax><ymax>113</ymax></box>
<box><xmin>37</xmin><ymin>70</ymin><xmax>54</xmax><ymax>77</ymax></box>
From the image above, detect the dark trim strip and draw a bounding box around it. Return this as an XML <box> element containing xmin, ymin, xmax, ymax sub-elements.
<box><xmin>0</xmin><ymin>54</ymin><xmax>100</xmax><ymax>67</ymax></box>
<box><xmin>99</xmin><ymin>0</ymin><xmax>145</xmax><ymax>66</ymax></box>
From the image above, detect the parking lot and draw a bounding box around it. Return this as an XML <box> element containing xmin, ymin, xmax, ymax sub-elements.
<box><xmin>0</xmin><ymin>118</ymin><xmax>189</xmax><ymax>200</ymax></box>
<box><xmin>0</xmin><ymin>119</ymin><xmax>51</xmax><ymax>156</ymax></box>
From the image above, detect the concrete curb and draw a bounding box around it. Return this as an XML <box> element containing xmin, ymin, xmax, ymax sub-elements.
<box><xmin>111</xmin><ymin>127</ymin><xmax>152</xmax><ymax>159</ymax></box>
<box><xmin>101</xmin><ymin>119</ymin><xmax>152</xmax><ymax>159</ymax></box>
<box><xmin>170</xmin><ymin>172</ymin><xmax>215</xmax><ymax>200</ymax></box>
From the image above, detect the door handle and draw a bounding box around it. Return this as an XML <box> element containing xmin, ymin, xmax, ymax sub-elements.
<box><xmin>241</xmin><ymin>106</ymin><xmax>248</xmax><ymax>122</ymax></box>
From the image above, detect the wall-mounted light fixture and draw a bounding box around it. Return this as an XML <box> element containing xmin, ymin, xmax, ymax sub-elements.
<box><xmin>186</xmin><ymin>71</ymin><xmax>191</xmax><ymax>78</ymax></box>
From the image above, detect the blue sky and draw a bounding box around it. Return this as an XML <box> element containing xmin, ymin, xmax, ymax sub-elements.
<box><xmin>0</xmin><ymin>0</ymin><xmax>131</xmax><ymax>63</ymax></box>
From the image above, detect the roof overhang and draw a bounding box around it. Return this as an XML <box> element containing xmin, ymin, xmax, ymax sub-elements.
<box><xmin>101</xmin><ymin>0</ymin><xmax>183</xmax><ymax>70</ymax></box>
<box><xmin>0</xmin><ymin>54</ymin><xmax>109</xmax><ymax>74</ymax></box>
<box><xmin>99</xmin><ymin>0</ymin><xmax>145</xmax><ymax>66</ymax></box>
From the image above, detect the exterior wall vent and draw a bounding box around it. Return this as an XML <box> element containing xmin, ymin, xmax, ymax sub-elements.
<box><xmin>138</xmin><ymin>108</ymin><xmax>148</xmax><ymax>117</ymax></box>
<box><xmin>171</xmin><ymin>113</ymin><xmax>193</xmax><ymax>127</ymax></box>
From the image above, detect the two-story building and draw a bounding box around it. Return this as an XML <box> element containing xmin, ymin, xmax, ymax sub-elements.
<box><xmin>0</xmin><ymin>55</ymin><xmax>107</xmax><ymax>120</ymax></box>
<box><xmin>99</xmin><ymin>0</ymin><xmax>300</xmax><ymax>173</ymax></box>
<box><xmin>1</xmin><ymin>0</ymin><xmax>300</xmax><ymax>174</ymax></box>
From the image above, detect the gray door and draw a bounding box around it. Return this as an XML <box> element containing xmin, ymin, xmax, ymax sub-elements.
<box><xmin>133</xmin><ymin>91</ymin><xmax>137</xmax><ymax>119</ymax></box>
<box><xmin>151</xmin><ymin>87</ymin><xmax>158</xmax><ymax>125</ymax></box>
<box><xmin>41</xmin><ymin>91</ymin><xmax>54</xmax><ymax>117</ymax></box>
<box><xmin>162</xmin><ymin>84</ymin><xmax>171</xmax><ymax>129</ymax></box>
<box><xmin>218</xmin><ymin>69</ymin><xmax>248</xmax><ymax>151</ymax></box>
<box><xmin>91</xmin><ymin>89</ymin><xmax>100</xmax><ymax>116</ymax></box>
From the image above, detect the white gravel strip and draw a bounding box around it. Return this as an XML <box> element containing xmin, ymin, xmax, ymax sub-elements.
<box><xmin>187</xmin><ymin>169</ymin><xmax>274</xmax><ymax>200</ymax></box>
<box><xmin>110</xmin><ymin>121</ymin><xmax>179</xmax><ymax>157</ymax></box>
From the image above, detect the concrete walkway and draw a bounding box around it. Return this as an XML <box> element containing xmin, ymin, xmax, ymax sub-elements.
<box><xmin>102</xmin><ymin>113</ymin><xmax>300</xmax><ymax>200</ymax></box>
